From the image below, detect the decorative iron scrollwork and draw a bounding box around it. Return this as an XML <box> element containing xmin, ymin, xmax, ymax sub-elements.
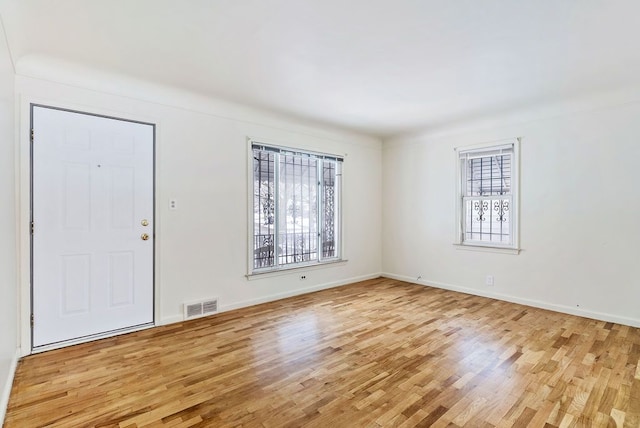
<box><xmin>294</xmin><ymin>234</ymin><xmax>306</xmax><ymax>262</ymax></box>
<box><xmin>262</xmin><ymin>196</ymin><xmax>274</xmax><ymax>225</ymax></box>
<box><xmin>324</xmin><ymin>185</ymin><xmax>335</xmax><ymax>242</ymax></box>
<box><xmin>473</xmin><ymin>200</ymin><xmax>489</xmax><ymax>221</ymax></box>
<box><xmin>493</xmin><ymin>200</ymin><xmax>509</xmax><ymax>222</ymax></box>
<box><xmin>260</xmin><ymin>181</ymin><xmax>275</xmax><ymax>225</ymax></box>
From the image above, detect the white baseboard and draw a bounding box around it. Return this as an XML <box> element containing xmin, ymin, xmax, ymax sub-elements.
<box><xmin>382</xmin><ymin>272</ymin><xmax>640</xmax><ymax>328</ymax></box>
<box><xmin>159</xmin><ymin>315</ymin><xmax>184</xmax><ymax>326</ymax></box>
<box><xmin>221</xmin><ymin>273</ymin><xmax>382</xmax><ymax>313</ymax></box>
<box><xmin>160</xmin><ymin>272</ymin><xmax>382</xmax><ymax>325</ymax></box>
<box><xmin>0</xmin><ymin>349</ymin><xmax>20</xmax><ymax>425</ymax></box>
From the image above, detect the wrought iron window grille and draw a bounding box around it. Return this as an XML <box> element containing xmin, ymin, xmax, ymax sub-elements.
<box><xmin>251</xmin><ymin>142</ymin><xmax>342</xmax><ymax>272</ymax></box>
<box><xmin>457</xmin><ymin>140</ymin><xmax>519</xmax><ymax>249</ymax></box>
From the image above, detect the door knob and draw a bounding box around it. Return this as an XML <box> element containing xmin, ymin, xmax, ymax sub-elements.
<box><xmin>141</xmin><ymin>233</ymin><xmax>149</xmax><ymax>241</ymax></box>
<box><xmin>141</xmin><ymin>219</ymin><xmax>149</xmax><ymax>226</ymax></box>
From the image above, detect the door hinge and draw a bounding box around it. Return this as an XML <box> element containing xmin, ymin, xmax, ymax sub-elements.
<box><xmin>31</xmin><ymin>221</ymin><xmax>34</xmax><ymax>235</ymax></box>
<box><xmin>30</xmin><ymin>128</ymin><xmax>34</xmax><ymax>142</ymax></box>
<box><xmin>30</xmin><ymin>313</ymin><xmax>34</xmax><ymax>327</ymax></box>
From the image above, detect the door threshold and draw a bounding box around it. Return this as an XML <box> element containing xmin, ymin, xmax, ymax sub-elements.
<box><xmin>32</xmin><ymin>322</ymin><xmax>155</xmax><ymax>354</ymax></box>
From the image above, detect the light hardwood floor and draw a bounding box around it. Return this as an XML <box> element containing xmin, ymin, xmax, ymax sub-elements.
<box><xmin>5</xmin><ymin>278</ymin><xmax>640</xmax><ymax>427</ymax></box>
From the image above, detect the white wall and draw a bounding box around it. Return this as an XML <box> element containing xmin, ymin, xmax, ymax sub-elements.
<box><xmin>14</xmin><ymin>60</ymin><xmax>382</xmax><ymax>342</ymax></box>
<box><xmin>0</xmin><ymin>18</ymin><xmax>16</xmax><ymax>423</ymax></box>
<box><xmin>382</xmin><ymin>95</ymin><xmax>640</xmax><ymax>326</ymax></box>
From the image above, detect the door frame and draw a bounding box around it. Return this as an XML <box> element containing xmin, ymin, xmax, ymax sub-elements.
<box><xmin>18</xmin><ymin>98</ymin><xmax>160</xmax><ymax>355</ymax></box>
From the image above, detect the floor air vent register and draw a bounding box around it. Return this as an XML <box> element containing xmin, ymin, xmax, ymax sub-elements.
<box><xmin>183</xmin><ymin>298</ymin><xmax>219</xmax><ymax>320</ymax></box>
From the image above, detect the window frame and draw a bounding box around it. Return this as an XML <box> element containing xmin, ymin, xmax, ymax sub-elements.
<box><xmin>454</xmin><ymin>138</ymin><xmax>520</xmax><ymax>252</ymax></box>
<box><xmin>247</xmin><ymin>138</ymin><xmax>344</xmax><ymax>275</ymax></box>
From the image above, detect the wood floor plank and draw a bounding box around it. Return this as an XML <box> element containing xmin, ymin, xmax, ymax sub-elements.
<box><xmin>5</xmin><ymin>278</ymin><xmax>640</xmax><ymax>427</ymax></box>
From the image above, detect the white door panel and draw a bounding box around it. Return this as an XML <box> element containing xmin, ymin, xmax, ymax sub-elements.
<box><xmin>32</xmin><ymin>106</ymin><xmax>154</xmax><ymax>348</ymax></box>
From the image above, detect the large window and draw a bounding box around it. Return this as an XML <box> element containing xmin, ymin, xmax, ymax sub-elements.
<box><xmin>251</xmin><ymin>142</ymin><xmax>342</xmax><ymax>273</ymax></box>
<box><xmin>456</xmin><ymin>139</ymin><xmax>519</xmax><ymax>250</ymax></box>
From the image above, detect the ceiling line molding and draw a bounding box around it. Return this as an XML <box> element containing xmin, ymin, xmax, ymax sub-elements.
<box><xmin>383</xmin><ymin>84</ymin><xmax>640</xmax><ymax>147</ymax></box>
<box><xmin>15</xmin><ymin>55</ymin><xmax>382</xmax><ymax>149</ymax></box>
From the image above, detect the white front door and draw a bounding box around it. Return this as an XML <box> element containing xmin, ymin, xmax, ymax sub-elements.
<box><xmin>32</xmin><ymin>106</ymin><xmax>155</xmax><ymax>349</ymax></box>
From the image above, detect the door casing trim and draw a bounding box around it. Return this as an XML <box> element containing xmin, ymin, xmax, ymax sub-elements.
<box><xmin>19</xmin><ymin>98</ymin><xmax>160</xmax><ymax>355</ymax></box>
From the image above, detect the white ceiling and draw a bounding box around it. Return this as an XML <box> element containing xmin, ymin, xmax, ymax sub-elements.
<box><xmin>1</xmin><ymin>0</ymin><xmax>640</xmax><ymax>138</ymax></box>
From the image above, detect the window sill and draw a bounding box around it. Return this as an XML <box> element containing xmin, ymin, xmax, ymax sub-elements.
<box><xmin>246</xmin><ymin>259</ymin><xmax>348</xmax><ymax>280</ymax></box>
<box><xmin>453</xmin><ymin>244</ymin><xmax>520</xmax><ymax>255</ymax></box>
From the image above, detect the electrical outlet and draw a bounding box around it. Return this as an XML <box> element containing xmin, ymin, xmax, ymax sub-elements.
<box><xmin>300</xmin><ymin>275</ymin><xmax>307</xmax><ymax>280</ymax></box>
<box><xmin>485</xmin><ymin>275</ymin><xmax>494</xmax><ymax>286</ymax></box>
<box><xmin>169</xmin><ymin>199</ymin><xmax>178</xmax><ymax>210</ymax></box>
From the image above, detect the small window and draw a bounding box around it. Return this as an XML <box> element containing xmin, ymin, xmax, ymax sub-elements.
<box><xmin>250</xmin><ymin>141</ymin><xmax>342</xmax><ymax>273</ymax></box>
<box><xmin>456</xmin><ymin>139</ymin><xmax>519</xmax><ymax>249</ymax></box>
